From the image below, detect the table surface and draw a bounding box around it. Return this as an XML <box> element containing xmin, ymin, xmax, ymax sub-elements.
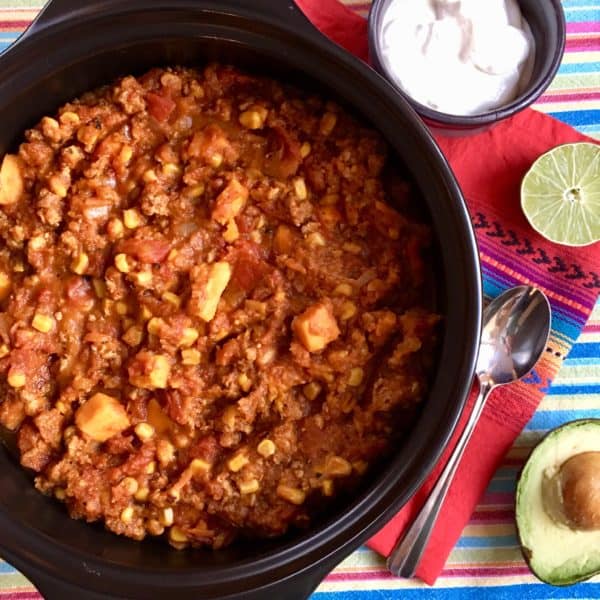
<box><xmin>0</xmin><ymin>1</ymin><xmax>598</xmax><ymax>598</ymax></box>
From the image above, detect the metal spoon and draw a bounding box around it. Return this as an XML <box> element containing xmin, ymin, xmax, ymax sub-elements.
<box><xmin>388</xmin><ymin>285</ymin><xmax>551</xmax><ymax>578</ymax></box>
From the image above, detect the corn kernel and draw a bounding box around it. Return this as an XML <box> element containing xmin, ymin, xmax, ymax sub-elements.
<box><xmin>276</xmin><ymin>484</ymin><xmax>306</xmax><ymax>505</ymax></box>
<box><xmin>303</xmin><ymin>382</ymin><xmax>322</xmax><ymax>401</ymax></box>
<box><xmin>190</xmin><ymin>458</ymin><xmax>211</xmax><ymax>475</ymax></box>
<box><xmin>7</xmin><ymin>371</ymin><xmax>25</xmax><ymax>388</ymax></box>
<box><xmin>59</xmin><ymin>111</ymin><xmax>80</xmax><ymax>126</ymax></box>
<box><xmin>239</xmin><ymin>479</ymin><xmax>260</xmax><ymax>495</ymax></box>
<box><xmin>321</xmin><ymin>479</ymin><xmax>334</xmax><ymax>496</ymax></box>
<box><xmin>149</xmin><ymin>355</ymin><xmax>171</xmax><ymax>389</ymax></box>
<box><xmin>169</xmin><ymin>526</ymin><xmax>188</xmax><ymax>543</ymax></box>
<box><xmin>227</xmin><ymin>452</ymin><xmax>249</xmax><ymax>473</ymax></box>
<box><xmin>307</xmin><ymin>232</ymin><xmax>326</xmax><ymax>247</ymax></box>
<box><xmin>122</xmin><ymin>477</ymin><xmax>139</xmax><ymax>495</ymax></box>
<box><xmin>120</xmin><ymin>506</ymin><xmax>134</xmax><ymax>523</ymax></box>
<box><xmin>123</xmin><ymin>208</ymin><xmax>142</xmax><ymax>229</ymax></box>
<box><xmin>29</xmin><ymin>235</ymin><xmax>46</xmax><ymax>251</ymax></box>
<box><xmin>0</xmin><ymin>344</ymin><xmax>9</xmax><ymax>359</ymax></box>
<box><xmin>223</xmin><ymin>219</ymin><xmax>239</xmax><ymax>243</ymax></box>
<box><xmin>160</xmin><ymin>507</ymin><xmax>174</xmax><ymax>526</ymax></box>
<box><xmin>157</xmin><ymin>439</ymin><xmax>175</xmax><ymax>466</ymax></box>
<box><xmin>221</xmin><ymin>405</ymin><xmax>237</xmax><ymax>429</ymax></box>
<box><xmin>141</xmin><ymin>306</ymin><xmax>153</xmax><ymax>321</ymax></box>
<box><xmin>300</xmin><ymin>142</ymin><xmax>311</xmax><ymax>158</ymax></box>
<box><xmin>333</xmin><ymin>283</ymin><xmax>353</xmax><ymax>296</ymax></box>
<box><xmin>162</xmin><ymin>163</ymin><xmax>182</xmax><ymax>178</ymax></box>
<box><xmin>132</xmin><ymin>270</ymin><xmax>152</xmax><ymax>287</ymax></box>
<box><xmin>293</xmin><ymin>177</ymin><xmax>307</xmax><ymax>200</ymax></box>
<box><xmin>0</xmin><ymin>271</ymin><xmax>11</xmax><ymax>300</ymax></box>
<box><xmin>42</xmin><ymin>116</ymin><xmax>60</xmax><ymax>135</ymax></box>
<box><xmin>63</xmin><ymin>426</ymin><xmax>77</xmax><ymax>441</ymax></box>
<box><xmin>257</xmin><ymin>439</ymin><xmax>276</xmax><ymax>458</ymax></box>
<box><xmin>122</xmin><ymin>325</ymin><xmax>142</xmax><ymax>347</ymax></box>
<box><xmin>55</xmin><ymin>487</ymin><xmax>66</xmax><ymax>500</ymax></box>
<box><xmin>162</xmin><ymin>291</ymin><xmax>181</xmax><ymax>308</ymax></box>
<box><xmin>239</xmin><ymin>110</ymin><xmax>265</xmax><ymax>130</ymax></box>
<box><xmin>208</xmin><ymin>153</ymin><xmax>223</xmax><ymax>168</ymax></box>
<box><xmin>348</xmin><ymin>367</ymin><xmax>364</xmax><ymax>387</ymax></box>
<box><xmin>32</xmin><ymin>313</ymin><xmax>54</xmax><ymax>333</ymax></box>
<box><xmin>107</xmin><ymin>218</ymin><xmax>124</xmax><ymax>239</ymax></box>
<box><xmin>320</xmin><ymin>112</ymin><xmax>337</xmax><ymax>136</ymax></box>
<box><xmin>147</xmin><ymin>317</ymin><xmax>163</xmax><ymax>336</ymax></box>
<box><xmin>134</xmin><ymin>486</ymin><xmax>150</xmax><ymax>502</ymax></box>
<box><xmin>326</xmin><ymin>455</ymin><xmax>352</xmax><ymax>476</ymax></box>
<box><xmin>48</xmin><ymin>175</ymin><xmax>68</xmax><ymax>198</ymax></box>
<box><xmin>135</xmin><ymin>422</ymin><xmax>155</xmax><ymax>442</ymax></box>
<box><xmin>118</xmin><ymin>144</ymin><xmax>133</xmax><ymax>165</ymax></box>
<box><xmin>340</xmin><ymin>301</ymin><xmax>357</xmax><ymax>321</ymax></box>
<box><xmin>55</xmin><ymin>400</ymin><xmax>68</xmax><ymax>415</ymax></box>
<box><xmin>179</xmin><ymin>328</ymin><xmax>198</xmax><ymax>347</ymax></box>
<box><xmin>185</xmin><ymin>184</ymin><xmax>205</xmax><ymax>199</ymax></box>
<box><xmin>143</xmin><ymin>169</ymin><xmax>158</xmax><ymax>183</ymax></box>
<box><xmin>237</xmin><ymin>373</ymin><xmax>252</xmax><ymax>393</ymax></box>
<box><xmin>115</xmin><ymin>301</ymin><xmax>129</xmax><ymax>316</ymax></box>
<box><xmin>71</xmin><ymin>252</ymin><xmax>89</xmax><ymax>275</ymax></box>
<box><xmin>114</xmin><ymin>253</ymin><xmax>130</xmax><ymax>273</ymax></box>
<box><xmin>181</xmin><ymin>348</ymin><xmax>201</xmax><ymax>366</ymax></box>
<box><xmin>145</xmin><ymin>461</ymin><xmax>156</xmax><ymax>474</ymax></box>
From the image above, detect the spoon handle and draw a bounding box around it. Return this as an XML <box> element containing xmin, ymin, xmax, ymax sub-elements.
<box><xmin>387</xmin><ymin>380</ymin><xmax>494</xmax><ymax>578</ymax></box>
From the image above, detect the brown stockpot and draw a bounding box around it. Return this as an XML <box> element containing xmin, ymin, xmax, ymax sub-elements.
<box><xmin>0</xmin><ymin>1</ymin><xmax>482</xmax><ymax>598</ymax></box>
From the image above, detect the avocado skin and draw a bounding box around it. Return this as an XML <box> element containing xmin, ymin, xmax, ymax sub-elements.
<box><xmin>515</xmin><ymin>419</ymin><xmax>600</xmax><ymax>586</ymax></box>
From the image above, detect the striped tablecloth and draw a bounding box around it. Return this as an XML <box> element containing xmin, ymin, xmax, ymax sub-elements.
<box><xmin>0</xmin><ymin>1</ymin><xmax>599</xmax><ymax>598</ymax></box>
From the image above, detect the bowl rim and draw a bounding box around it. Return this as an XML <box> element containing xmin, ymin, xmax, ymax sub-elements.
<box><xmin>367</xmin><ymin>0</ymin><xmax>567</xmax><ymax>128</ymax></box>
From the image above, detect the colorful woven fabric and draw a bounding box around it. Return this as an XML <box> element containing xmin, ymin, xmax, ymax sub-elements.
<box><xmin>0</xmin><ymin>1</ymin><xmax>598</xmax><ymax>599</ymax></box>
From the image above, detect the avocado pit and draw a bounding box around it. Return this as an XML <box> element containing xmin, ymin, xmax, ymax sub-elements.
<box><xmin>559</xmin><ymin>451</ymin><xmax>600</xmax><ymax>531</ymax></box>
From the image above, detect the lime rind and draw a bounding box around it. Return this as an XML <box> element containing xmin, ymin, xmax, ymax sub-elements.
<box><xmin>521</xmin><ymin>142</ymin><xmax>600</xmax><ymax>247</ymax></box>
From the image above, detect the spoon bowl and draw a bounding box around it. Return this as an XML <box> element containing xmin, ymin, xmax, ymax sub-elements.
<box><xmin>478</xmin><ymin>286</ymin><xmax>552</xmax><ymax>386</ymax></box>
<box><xmin>388</xmin><ymin>285</ymin><xmax>552</xmax><ymax>578</ymax></box>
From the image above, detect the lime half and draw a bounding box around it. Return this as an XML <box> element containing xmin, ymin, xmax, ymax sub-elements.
<box><xmin>521</xmin><ymin>142</ymin><xmax>600</xmax><ymax>247</ymax></box>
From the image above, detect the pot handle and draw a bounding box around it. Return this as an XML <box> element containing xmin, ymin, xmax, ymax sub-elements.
<box><xmin>17</xmin><ymin>0</ymin><xmax>323</xmax><ymax>43</ymax></box>
<box><xmin>261</xmin><ymin>559</ymin><xmax>335</xmax><ymax>600</ymax></box>
<box><xmin>2</xmin><ymin>552</ymin><xmax>107</xmax><ymax>600</ymax></box>
<box><xmin>15</xmin><ymin>555</ymin><xmax>334</xmax><ymax>600</ymax></box>
<box><xmin>18</xmin><ymin>0</ymin><xmax>85</xmax><ymax>39</ymax></box>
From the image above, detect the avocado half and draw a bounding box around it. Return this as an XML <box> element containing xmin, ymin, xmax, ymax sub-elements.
<box><xmin>516</xmin><ymin>419</ymin><xmax>600</xmax><ymax>586</ymax></box>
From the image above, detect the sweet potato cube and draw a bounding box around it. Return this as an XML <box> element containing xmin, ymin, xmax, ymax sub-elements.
<box><xmin>0</xmin><ymin>154</ymin><xmax>24</xmax><ymax>205</ymax></box>
<box><xmin>190</xmin><ymin>261</ymin><xmax>232</xmax><ymax>322</ymax></box>
<box><xmin>75</xmin><ymin>393</ymin><xmax>130</xmax><ymax>442</ymax></box>
<box><xmin>273</xmin><ymin>225</ymin><xmax>295</xmax><ymax>255</ymax></box>
<box><xmin>211</xmin><ymin>178</ymin><xmax>248</xmax><ymax>225</ymax></box>
<box><xmin>293</xmin><ymin>302</ymin><xmax>340</xmax><ymax>352</ymax></box>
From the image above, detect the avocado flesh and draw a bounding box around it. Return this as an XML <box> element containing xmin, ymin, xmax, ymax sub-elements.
<box><xmin>516</xmin><ymin>419</ymin><xmax>600</xmax><ymax>586</ymax></box>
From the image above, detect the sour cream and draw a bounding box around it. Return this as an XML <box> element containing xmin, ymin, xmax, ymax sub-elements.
<box><xmin>379</xmin><ymin>0</ymin><xmax>535</xmax><ymax>116</ymax></box>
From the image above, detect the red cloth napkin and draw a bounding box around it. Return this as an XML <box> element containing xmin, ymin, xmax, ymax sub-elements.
<box><xmin>296</xmin><ymin>0</ymin><xmax>600</xmax><ymax>585</ymax></box>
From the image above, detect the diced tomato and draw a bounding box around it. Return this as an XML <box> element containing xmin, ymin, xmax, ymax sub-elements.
<box><xmin>119</xmin><ymin>238</ymin><xmax>171</xmax><ymax>263</ymax></box>
<box><xmin>145</xmin><ymin>92</ymin><xmax>176</xmax><ymax>122</ymax></box>
<box><xmin>231</xmin><ymin>242</ymin><xmax>269</xmax><ymax>291</ymax></box>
